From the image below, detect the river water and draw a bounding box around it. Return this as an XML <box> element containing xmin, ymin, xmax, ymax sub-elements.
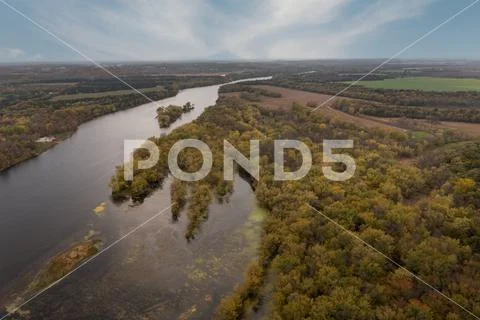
<box><xmin>0</xmin><ymin>77</ymin><xmax>270</xmax><ymax>319</ymax></box>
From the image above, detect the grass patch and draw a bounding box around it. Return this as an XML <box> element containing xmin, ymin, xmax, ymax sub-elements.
<box><xmin>248</xmin><ymin>206</ymin><xmax>267</xmax><ymax>223</ymax></box>
<box><xmin>412</xmin><ymin>131</ymin><xmax>428</xmax><ymax>139</ymax></box>
<box><xmin>347</xmin><ymin>77</ymin><xmax>480</xmax><ymax>92</ymax></box>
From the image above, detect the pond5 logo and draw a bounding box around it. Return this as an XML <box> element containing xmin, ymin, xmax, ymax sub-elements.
<box><xmin>123</xmin><ymin>139</ymin><xmax>356</xmax><ymax>182</ymax></box>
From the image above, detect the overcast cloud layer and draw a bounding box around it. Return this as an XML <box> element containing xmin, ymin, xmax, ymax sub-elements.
<box><xmin>0</xmin><ymin>0</ymin><xmax>478</xmax><ymax>62</ymax></box>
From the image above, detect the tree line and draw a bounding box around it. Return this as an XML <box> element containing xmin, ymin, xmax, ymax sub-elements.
<box><xmin>262</xmin><ymin>74</ymin><xmax>480</xmax><ymax>123</ymax></box>
<box><xmin>334</xmin><ymin>98</ymin><xmax>480</xmax><ymax>123</ymax></box>
<box><xmin>0</xmin><ymin>91</ymin><xmax>171</xmax><ymax>171</ymax></box>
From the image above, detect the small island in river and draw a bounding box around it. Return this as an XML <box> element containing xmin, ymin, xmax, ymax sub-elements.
<box><xmin>156</xmin><ymin>102</ymin><xmax>194</xmax><ymax>128</ymax></box>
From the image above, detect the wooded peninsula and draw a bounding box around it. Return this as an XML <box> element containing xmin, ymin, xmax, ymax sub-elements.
<box><xmin>111</xmin><ymin>82</ymin><xmax>480</xmax><ymax>319</ymax></box>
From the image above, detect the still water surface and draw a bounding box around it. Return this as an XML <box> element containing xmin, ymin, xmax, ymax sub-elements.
<box><xmin>0</xmin><ymin>77</ymin><xmax>270</xmax><ymax>319</ymax></box>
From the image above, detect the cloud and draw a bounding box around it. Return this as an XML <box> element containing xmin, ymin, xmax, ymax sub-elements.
<box><xmin>8</xmin><ymin>0</ymin><xmax>437</xmax><ymax>61</ymax></box>
<box><xmin>266</xmin><ymin>0</ymin><xmax>437</xmax><ymax>59</ymax></box>
<box><xmin>28</xmin><ymin>0</ymin><xmax>211</xmax><ymax>60</ymax></box>
<box><xmin>217</xmin><ymin>0</ymin><xmax>353</xmax><ymax>58</ymax></box>
<box><xmin>0</xmin><ymin>48</ymin><xmax>43</xmax><ymax>62</ymax></box>
<box><xmin>0</xmin><ymin>47</ymin><xmax>26</xmax><ymax>60</ymax></box>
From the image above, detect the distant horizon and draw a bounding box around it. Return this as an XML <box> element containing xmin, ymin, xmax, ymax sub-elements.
<box><xmin>2</xmin><ymin>57</ymin><xmax>480</xmax><ymax>66</ymax></box>
<box><xmin>1</xmin><ymin>0</ymin><xmax>479</xmax><ymax>63</ymax></box>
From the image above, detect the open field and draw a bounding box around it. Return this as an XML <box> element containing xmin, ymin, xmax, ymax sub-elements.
<box><xmin>348</xmin><ymin>77</ymin><xmax>480</xmax><ymax>92</ymax></box>
<box><xmin>252</xmin><ymin>85</ymin><xmax>333</xmax><ymax>109</ymax></box>
<box><xmin>51</xmin><ymin>86</ymin><xmax>164</xmax><ymax>101</ymax></box>
<box><xmin>246</xmin><ymin>85</ymin><xmax>404</xmax><ymax>132</ymax></box>
<box><xmin>440</xmin><ymin>121</ymin><xmax>480</xmax><ymax>137</ymax></box>
<box><xmin>223</xmin><ymin>85</ymin><xmax>480</xmax><ymax>136</ymax></box>
<box><xmin>366</xmin><ymin>116</ymin><xmax>480</xmax><ymax>138</ymax></box>
<box><xmin>222</xmin><ymin>85</ymin><xmax>404</xmax><ymax>131</ymax></box>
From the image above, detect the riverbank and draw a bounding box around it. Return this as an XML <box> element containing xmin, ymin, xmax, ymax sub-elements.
<box><xmin>2</xmin><ymin>175</ymin><xmax>263</xmax><ymax>319</ymax></box>
<box><xmin>0</xmin><ymin>74</ymin><xmax>237</xmax><ymax>173</ymax></box>
<box><xmin>3</xmin><ymin>235</ymin><xmax>102</xmax><ymax>317</ymax></box>
<box><xmin>0</xmin><ymin>76</ymin><xmax>273</xmax><ymax>173</ymax></box>
<box><xmin>0</xmin><ymin>91</ymin><xmax>177</xmax><ymax>173</ymax></box>
<box><xmin>0</xmin><ymin>77</ymin><xmax>271</xmax><ymax>319</ymax></box>
<box><xmin>0</xmin><ymin>131</ymin><xmax>72</xmax><ymax>173</ymax></box>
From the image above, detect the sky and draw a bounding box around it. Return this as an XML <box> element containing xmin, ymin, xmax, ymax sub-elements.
<box><xmin>0</xmin><ymin>0</ymin><xmax>479</xmax><ymax>62</ymax></box>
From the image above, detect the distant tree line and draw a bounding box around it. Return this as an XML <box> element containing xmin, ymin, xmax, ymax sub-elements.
<box><xmin>219</xmin><ymin>84</ymin><xmax>282</xmax><ymax>102</ymax></box>
<box><xmin>334</xmin><ymin>98</ymin><xmax>480</xmax><ymax>123</ymax></box>
<box><xmin>62</xmin><ymin>76</ymin><xmax>225</xmax><ymax>94</ymax></box>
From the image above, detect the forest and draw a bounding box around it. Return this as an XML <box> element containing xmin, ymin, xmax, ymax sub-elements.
<box><xmin>110</xmin><ymin>91</ymin><xmax>480</xmax><ymax>319</ymax></box>
<box><xmin>269</xmin><ymin>76</ymin><xmax>480</xmax><ymax>108</ymax></box>
<box><xmin>219</xmin><ymin>84</ymin><xmax>282</xmax><ymax>102</ymax></box>
<box><xmin>0</xmin><ymin>90</ymin><xmax>171</xmax><ymax>171</ymax></box>
<box><xmin>0</xmin><ymin>75</ymin><xmax>222</xmax><ymax>172</ymax></box>
<box><xmin>61</xmin><ymin>76</ymin><xmax>223</xmax><ymax>94</ymax></box>
<box><xmin>264</xmin><ymin>74</ymin><xmax>480</xmax><ymax>123</ymax></box>
<box><xmin>333</xmin><ymin>98</ymin><xmax>480</xmax><ymax>123</ymax></box>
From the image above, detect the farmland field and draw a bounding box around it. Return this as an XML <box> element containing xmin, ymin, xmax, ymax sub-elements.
<box><xmin>348</xmin><ymin>77</ymin><xmax>480</xmax><ymax>92</ymax></box>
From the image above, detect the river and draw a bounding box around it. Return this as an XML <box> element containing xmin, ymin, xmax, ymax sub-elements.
<box><xmin>0</xmin><ymin>77</ymin><xmax>270</xmax><ymax>319</ymax></box>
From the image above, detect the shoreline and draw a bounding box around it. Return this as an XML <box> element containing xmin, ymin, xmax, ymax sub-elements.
<box><xmin>0</xmin><ymin>90</ymin><xmax>180</xmax><ymax>174</ymax></box>
<box><xmin>0</xmin><ymin>76</ymin><xmax>272</xmax><ymax>174</ymax></box>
